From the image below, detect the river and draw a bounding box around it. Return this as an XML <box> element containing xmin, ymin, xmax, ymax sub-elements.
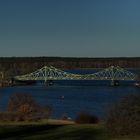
<box><xmin>0</xmin><ymin>69</ymin><xmax>139</xmax><ymax>120</ymax></box>
<box><xmin>0</xmin><ymin>85</ymin><xmax>140</xmax><ymax>119</ymax></box>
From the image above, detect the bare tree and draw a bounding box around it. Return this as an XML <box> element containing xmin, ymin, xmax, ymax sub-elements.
<box><xmin>106</xmin><ymin>94</ymin><xmax>140</xmax><ymax>136</ymax></box>
<box><xmin>7</xmin><ymin>93</ymin><xmax>52</xmax><ymax>121</ymax></box>
<box><xmin>8</xmin><ymin>93</ymin><xmax>39</xmax><ymax>114</ymax></box>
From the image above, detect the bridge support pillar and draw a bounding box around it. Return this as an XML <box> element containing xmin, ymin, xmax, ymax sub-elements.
<box><xmin>111</xmin><ymin>80</ymin><xmax>119</xmax><ymax>86</ymax></box>
<box><xmin>45</xmin><ymin>80</ymin><xmax>54</xmax><ymax>86</ymax></box>
<box><xmin>9</xmin><ymin>78</ymin><xmax>16</xmax><ymax>86</ymax></box>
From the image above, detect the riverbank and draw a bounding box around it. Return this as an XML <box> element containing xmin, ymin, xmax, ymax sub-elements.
<box><xmin>0</xmin><ymin>120</ymin><xmax>139</xmax><ymax>140</ymax></box>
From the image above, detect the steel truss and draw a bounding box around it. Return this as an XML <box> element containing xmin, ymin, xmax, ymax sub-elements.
<box><xmin>14</xmin><ymin>66</ymin><xmax>137</xmax><ymax>81</ymax></box>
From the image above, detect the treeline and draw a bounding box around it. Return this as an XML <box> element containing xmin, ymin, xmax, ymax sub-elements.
<box><xmin>0</xmin><ymin>57</ymin><xmax>140</xmax><ymax>79</ymax></box>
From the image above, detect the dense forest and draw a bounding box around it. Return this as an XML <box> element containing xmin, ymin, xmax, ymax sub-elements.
<box><xmin>0</xmin><ymin>57</ymin><xmax>140</xmax><ymax>81</ymax></box>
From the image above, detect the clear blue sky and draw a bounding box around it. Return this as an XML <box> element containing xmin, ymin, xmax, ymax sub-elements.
<box><xmin>0</xmin><ymin>0</ymin><xmax>140</xmax><ymax>57</ymax></box>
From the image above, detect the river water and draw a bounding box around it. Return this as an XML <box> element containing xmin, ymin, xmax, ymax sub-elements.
<box><xmin>0</xmin><ymin>85</ymin><xmax>140</xmax><ymax>119</ymax></box>
<box><xmin>0</xmin><ymin>69</ymin><xmax>139</xmax><ymax>120</ymax></box>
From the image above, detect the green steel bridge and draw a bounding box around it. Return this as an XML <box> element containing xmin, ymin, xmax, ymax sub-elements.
<box><xmin>14</xmin><ymin>66</ymin><xmax>137</xmax><ymax>82</ymax></box>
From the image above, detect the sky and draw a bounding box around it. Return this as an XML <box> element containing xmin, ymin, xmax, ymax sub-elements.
<box><xmin>0</xmin><ymin>0</ymin><xmax>140</xmax><ymax>57</ymax></box>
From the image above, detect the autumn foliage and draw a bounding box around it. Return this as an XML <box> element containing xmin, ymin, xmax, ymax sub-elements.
<box><xmin>0</xmin><ymin>93</ymin><xmax>52</xmax><ymax>121</ymax></box>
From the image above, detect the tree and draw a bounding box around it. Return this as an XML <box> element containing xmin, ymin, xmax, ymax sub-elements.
<box><xmin>8</xmin><ymin>93</ymin><xmax>39</xmax><ymax>114</ymax></box>
<box><xmin>106</xmin><ymin>94</ymin><xmax>140</xmax><ymax>136</ymax></box>
<box><xmin>7</xmin><ymin>93</ymin><xmax>52</xmax><ymax>121</ymax></box>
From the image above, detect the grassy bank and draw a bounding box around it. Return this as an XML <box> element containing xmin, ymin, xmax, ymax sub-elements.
<box><xmin>0</xmin><ymin>120</ymin><xmax>139</xmax><ymax>140</ymax></box>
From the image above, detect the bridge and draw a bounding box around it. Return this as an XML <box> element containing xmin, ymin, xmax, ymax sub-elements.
<box><xmin>14</xmin><ymin>66</ymin><xmax>137</xmax><ymax>83</ymax></box>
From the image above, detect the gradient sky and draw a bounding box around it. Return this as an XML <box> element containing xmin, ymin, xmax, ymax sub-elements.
<box><xmin>0</xmin><ymin>0</ymin><xmax>140</xmax><ymax>57</ymax></box>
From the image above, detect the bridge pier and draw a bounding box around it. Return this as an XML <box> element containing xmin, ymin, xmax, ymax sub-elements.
<box><xmin>111</xmin><ymin>80</ymin><xmax>119</xmax><ymax>86</ymax></box>
<box><xmin>45</xmin><ymin>80</ymin><xmax>54</xmax><ymax>86</ymax></box>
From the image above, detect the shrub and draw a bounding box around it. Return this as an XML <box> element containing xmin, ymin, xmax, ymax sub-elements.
<box><xmin>106</xmin><ymin>94</ymin><xmax>140</xmax><ymax>136</ymax></box>
<box><xmin>75</xmin><ymin>112</ymin><xmax>99</xmax><ymax>124</ymax></box>
<box><xmin>8</xmin><ymin>93</ymin><xmax>40</xmax><ymax>114</ymax></box>
<box><xmin>7</xmin><ymin>93</ymin><xmax>52</xmax><ymax>121</ymax></box>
